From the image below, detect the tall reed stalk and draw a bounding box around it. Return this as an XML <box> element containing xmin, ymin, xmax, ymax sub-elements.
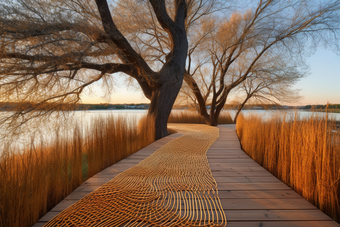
<box><xmin>236</xmin><ymin>113</ymin><xmax>340</xmax><ymax>221</ymax></box>
<box><xmin>168</xmin><ymin>110</ymin><xmax>233</xmax><ymax>124</ymax></box>
<box><xmin>0</xmin><ymin>115</ymin><xmax>155</xmax><ymax>227</ymax></box>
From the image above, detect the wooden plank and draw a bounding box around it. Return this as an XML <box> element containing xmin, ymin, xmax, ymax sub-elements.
<box><xmin>206</xmin><ymin>154</ymin><xmax>249</xmax><ymax>158</ymax></box>
<box><xmin>209</xmin><ymin>159</ymin><xmax>257</xmax><ymax>163</ymax></box>
<box><xmin>224</xmin><ymin>210</ymin><xmax>332</xmax><ymax>221</ymax></box>
<box><xmin>210</xmin><ymin>163</ymin><xmax>262</xmax><ymax>168</ymax></box>
<box><xmin>215</xmin><ymin>138</ymin><xmax>239</xmax><ymax>141</ymax></box>
<box><xmin>99</xmin><ymin>164</ymin><xmax>136</xmax><ymax>173</ymax></box>
<box><xmin>210</xmin><ymin>144</ymin><xmax>241</xmax><ymax>149</ymax></box>
<box><xmin>226</xmin><ymin>221</ymin><xmax>340</xmax><ymax>227</ymax></box>
<box><xmin>210</xmin><ymin>167</ymin><xmax>266</xmax><ymax>172</ymax></box>
<box><xmin>50</xmin><ymin>200</ymin><xmax>78</xmax><ymax>212</ymax></box>
<box><xmin>207</xmin><ymin>149</ymin><xmax>245</xmax><ymax>152</ymax></box>
<box><xmin>208</xmin><ymin>154</ymin><xmax>246</xmax><ymax>157</ymax></box>
<box><xmin>83</xmin><ymin>177</ymin><xmax>113</xmax><ymax>185</ymax></box>
<box><xmin>64</xmin><ymin>191</ymin><xmax>90</xmax><ymax>200</ymax></box>
<box><xmin>209</xmin><ymin>162</ymin><xmax>263</xmax><ymax>170</ymax></box>
<box><xmin>216</xmin><ymin>183</ymin><xmax>290</xmax><ymax>190</ymax></box>
<box><xmin>73</xmin><ymin>185</ymin><xmax>101</xmax><ymax>192</ymax></box>
<box><xmin>125</xmin><ymin>154</ymin><xmax>150</xmax><ymax>158</ymax></box>
<box><xmin>117</xmin><ymin>159</ymin><xmax>144</xmax><ymax>163</ymax></box>
<box><xmin>217</xmin><ymin>190</ymin><xmax>302</xmax><ymax>199</ymax></box>
<box><xmin>208</xmin><ymin>153</ymin><xmax>249</xmax><ymax>157</ymax></box>
<box><xmin>212</xmin><ymin>171</ymin><xmax>273</xmax><ymax>177</ymax></box>
<box><xmin>39</xmin><ymin>212</ymin><xmax>60</xmax><ymax>222</ymax></box>
<box><xmin>92</xmin><ymin>173</ymin><xmax>120</xmax><ymax>178</ymax></box>
<box><xmin>214</xmin><ymin>176</ymin><xmax>281</xmax><ymax>183</ymax></box>
<box><xmin>210</xmin><ymin>141</ymin><xmax>241</xmax><ymax>146</ymax></box>
<box><xmin>220</xmin><ymin>198</ymin><xmax>316</xmax><ymax>210</ymax></box>
<box><xmin>32</xmin><ymin>222</ymin><xmax>47</xmax><ymax>227</ymax></box>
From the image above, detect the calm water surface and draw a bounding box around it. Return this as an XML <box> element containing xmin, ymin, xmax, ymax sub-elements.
<box><xmin>1</xmin><ymin>109</ymin><xmax>340</xmax><ymax>153</ymax></box>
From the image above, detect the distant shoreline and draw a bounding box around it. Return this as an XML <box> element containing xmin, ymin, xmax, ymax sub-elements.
<box><xmin>1</xmin><ymin>102</ymin><xmax>339</xmax><ymax>112</ymax></box>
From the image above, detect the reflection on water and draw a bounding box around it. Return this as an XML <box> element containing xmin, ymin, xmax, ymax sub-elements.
<box><xmin>1</xmin><ymin>109</ymin><xmax>340</xmax><ymax>153</ymax></box>
<box><xmin>73</xmin><ymin>109</ymin><xmax>148</xmax><ymax>128</ymax></box>
<box><xmin>0</xmin><ymin>110</ymin><xmax>149</xmax><ymax>153</ymax></box>
<box><xmin>228</xmin><ymin>109</ymin><xmax>340</xmax><ymax>122</ymax></box>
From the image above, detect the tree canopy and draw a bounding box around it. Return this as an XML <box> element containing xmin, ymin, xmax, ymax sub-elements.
<box><xmin>0</xmin><ymin>0</ymin><xmax>339</xmax><ymax>137</ymax></box>
<box><xmin>0</xmin><ymin>0</ymin><xmax>192</xmax><ymax>139</ymax></box>
<box><xmin>182</xmin><ymin>0</ymin><xmax>340</xmax><ymax>125</ymax></box>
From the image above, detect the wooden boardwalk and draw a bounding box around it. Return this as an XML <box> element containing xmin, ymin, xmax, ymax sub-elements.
<box><xmin>33</xmin><ymin>124</ymin><xmax>339</xmax><ymax>227</ymax></box>
<box><xmin>210</xmin><ymin>125</ymin><xmax>339</xmax><ymax>227</ymax></box>
<box><xmin>33</xmin><ymin>133</ymin><xmax>183</xmax><ymax>227</ymax></box>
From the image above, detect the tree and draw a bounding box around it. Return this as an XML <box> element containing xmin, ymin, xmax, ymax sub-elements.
<box><xmin>176</xmin><ymin>50</ymin><xmax>306</xmax><ymax>122</ymax></box>
<box><xmin>0</xmin><ymin>0</ymin><xmax>190</xmax><ymax>139</ymax></box>
<box><xmin>183</xmin><ymin>0</ymin><xmax>340</xmax><ymax>125</ymax></box>
<box><xmin>232</xmin><ymin>55</ymin><xmax>305</xmax><ymax>123</ymax></box>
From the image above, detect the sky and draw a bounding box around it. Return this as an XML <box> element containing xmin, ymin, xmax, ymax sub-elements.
<box><xmin>292</xmin><ymin>48</ymin><xmax>340</xmax><ymax>106</ymax></box>
<box><xmin>81</xmin><ymin>48</ymin><xmax>340</xmax><ymax>106</ymax></box>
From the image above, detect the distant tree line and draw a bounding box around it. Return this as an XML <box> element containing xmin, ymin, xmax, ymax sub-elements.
<box><xmin>0</xmin><ymin>102</ymin><xmax>150</xmax><ymax>111</ymax></box>
<box><xmin>303</xmin><ymin>104</ymin><xmax>340</xmax><ymax>110</ymax></box>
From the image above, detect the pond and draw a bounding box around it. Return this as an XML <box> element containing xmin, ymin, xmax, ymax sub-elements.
<box><xmin>1</xmin><ymin>109</ymin><xmax>340</xmax><ymax>153</ymax></box>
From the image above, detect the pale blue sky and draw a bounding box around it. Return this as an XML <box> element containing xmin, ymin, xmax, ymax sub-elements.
<box><xmin>293</xmin><ymin>49</ymin><xmax>340</xmax><ymax>106</ymax></box>
<box><xmin>81</xmin><ymin>48</ymin><xmax>340</xmax><ymax>105</ymax></box>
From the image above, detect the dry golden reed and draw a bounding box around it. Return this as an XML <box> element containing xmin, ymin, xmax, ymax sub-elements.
<box><xmin>168</xmin><ymin>110</ymin><xmax>233</xmax><ymax>124</ymax></box>
<box><xmin>236</xmin><ymin>112</ymin><xmax>340</xmax><ymax>221</ymax></box>
<box><xmin>0</xmin><ymin>115</ymin><xmax>155</xmax><ymax>227</ymax></box>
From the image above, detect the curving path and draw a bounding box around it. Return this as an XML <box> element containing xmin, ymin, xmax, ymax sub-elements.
<box><xmin>33</xmin><ymin>124</ymin><xmax>340</xmax><ymax>227</ymax></box>
<box><xmin>36</xmin><ymin>124</ymin><xmax>226</xmax><ymax>227</ymax></box>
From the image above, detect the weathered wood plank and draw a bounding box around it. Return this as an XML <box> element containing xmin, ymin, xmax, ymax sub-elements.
<box><xmin>32</xmin><ymin>222</ymin><xmax>47</xmax><ymax>227</ymax></box>
<box><xmin>210</xmin><ymin>163</ymin><xmax>262</xmax><ymax>168</ymax></box>
<box><xmin>117</xmin><ymin>159</ymin><xmax>144</xmax><ymax>163</ymax></box>
<box><xmin>83</xmin><ymin>177</ymin><xmax>114</xmax><ymax>185</ymax></box>
<box><xmin>50</xmin><ymin>200</ymin><xmax>78</xmax><ymax>212</ymax></box>
<box><xmin>73</xmin><ymin>185</ymin><xmax>101</xmax><ymax>192</ymax></box>
<box><xmin>226</xmin><ymin>221</ymin><xmax>340</xmax><ymax>227</ymax></box>
<box><xmin>214</xmin><ymin>176</ymin><xmax>281</xmax><ymax>183</ymax></box>
<box><xmin>217</xmin><ymin>190</ymin><xmax>302</xmax><ymax>199</ymax></box>
<box><xmin>207</xmin><ymin>149</ymin><xmax>245</xmax><ymax>153</ymax></box>
<box><xmin>224</xmin><ymin>210</ymin><xmax>332</xmax><ymax>221</ymax></box>
<box><xmin>216</xmin><ymin>183</ymin><xmax>290</xmax><ymax>190</ymax></box>
<box><xmin>220</xmin><ymin>198</ymin><xmax>316</xmax><ymax>210</ymax></box>
<box><xmin>212</xmin><ymin>171</ymin><xmax>273</xmax><ymax>177</ymax></box>
<box><xmin>209</xmin><ymin>159</ymin><xmax>257</xmax><ymax>163</ymax></box>
<box><xmin>210</xmin><ymin>167</ymin><xmax>267</xmax><ymax>172</ymax></box>
<box><xmin>38</xmin><ymin>212</ymin><xmax>60</xmax><ymax>222</ymax></box>
<box><xmin>206</xmin><ymin>155</ymin><xmax>250</xmax><ymax>159</ymax></box>
<box><xmin>91</xmin><ymin>172</ymin><xmax>120</xmax><ymax>178</ymax></box>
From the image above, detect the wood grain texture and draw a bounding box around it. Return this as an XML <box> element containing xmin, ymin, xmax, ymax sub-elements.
<box><xmin>209</xmin><ymin>125</ymin><xmax>340</xmax><ymax>226</ymax></box>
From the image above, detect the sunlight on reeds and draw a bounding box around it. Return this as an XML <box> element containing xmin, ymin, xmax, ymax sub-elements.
<box><xmin>236</xmin><ymin>112</ymin><xmax>340</xmax><ymax>221</ymax></box>
<box><xmin>168</xmin><ymin>110</ymin><xmax>233</xmax><ymax>124</ymax></box>
<box><xmin>0</xmin><ymin>115</ymin><xmax>155</xmax><ymax>227</ymax></box>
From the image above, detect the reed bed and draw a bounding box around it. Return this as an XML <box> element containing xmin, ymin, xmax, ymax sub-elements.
<box><xmin>168</xmin><ymin>110</ymin><xmax>233</xmax><ymax>124</ymax></box>
<box><xmin>236</xmin><ymin>113</ymin><xmax>340</xmax><ymax>222</ymax></box>
<box><xmin>0</xmin><ymin>115</ymin><xmax>155</xmax><ymax>227</ymax></box>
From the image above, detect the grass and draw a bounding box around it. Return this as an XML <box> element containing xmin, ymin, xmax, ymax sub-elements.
<box><xmin>0</xmin><ymin>115</ymin><xmax>155</xmax><ymax>227</ymax></box>
<box><xmin>168</xmin><ymin>110</ymin><xmax>233</xmax><ymax>124</ymax></box>
<box><xmin>236</xmin><ymin>112</ymin><xmax>340</xmax><ymax>222</ymax></box>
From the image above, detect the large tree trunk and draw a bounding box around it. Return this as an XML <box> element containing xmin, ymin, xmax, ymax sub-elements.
<box><xmin>148</xmin><ymin>77</ymin><xmax>183</xmax><ymax>140</ymax></box>
<box><xmin>147</xmin><ymin>33</ymin><xmax>188</xmax><ymax>140</ymax></box>
<box><xmin>146</xmin><ymin>10</ymin><xmax>188</xmax><ymax>139</ymax></box>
